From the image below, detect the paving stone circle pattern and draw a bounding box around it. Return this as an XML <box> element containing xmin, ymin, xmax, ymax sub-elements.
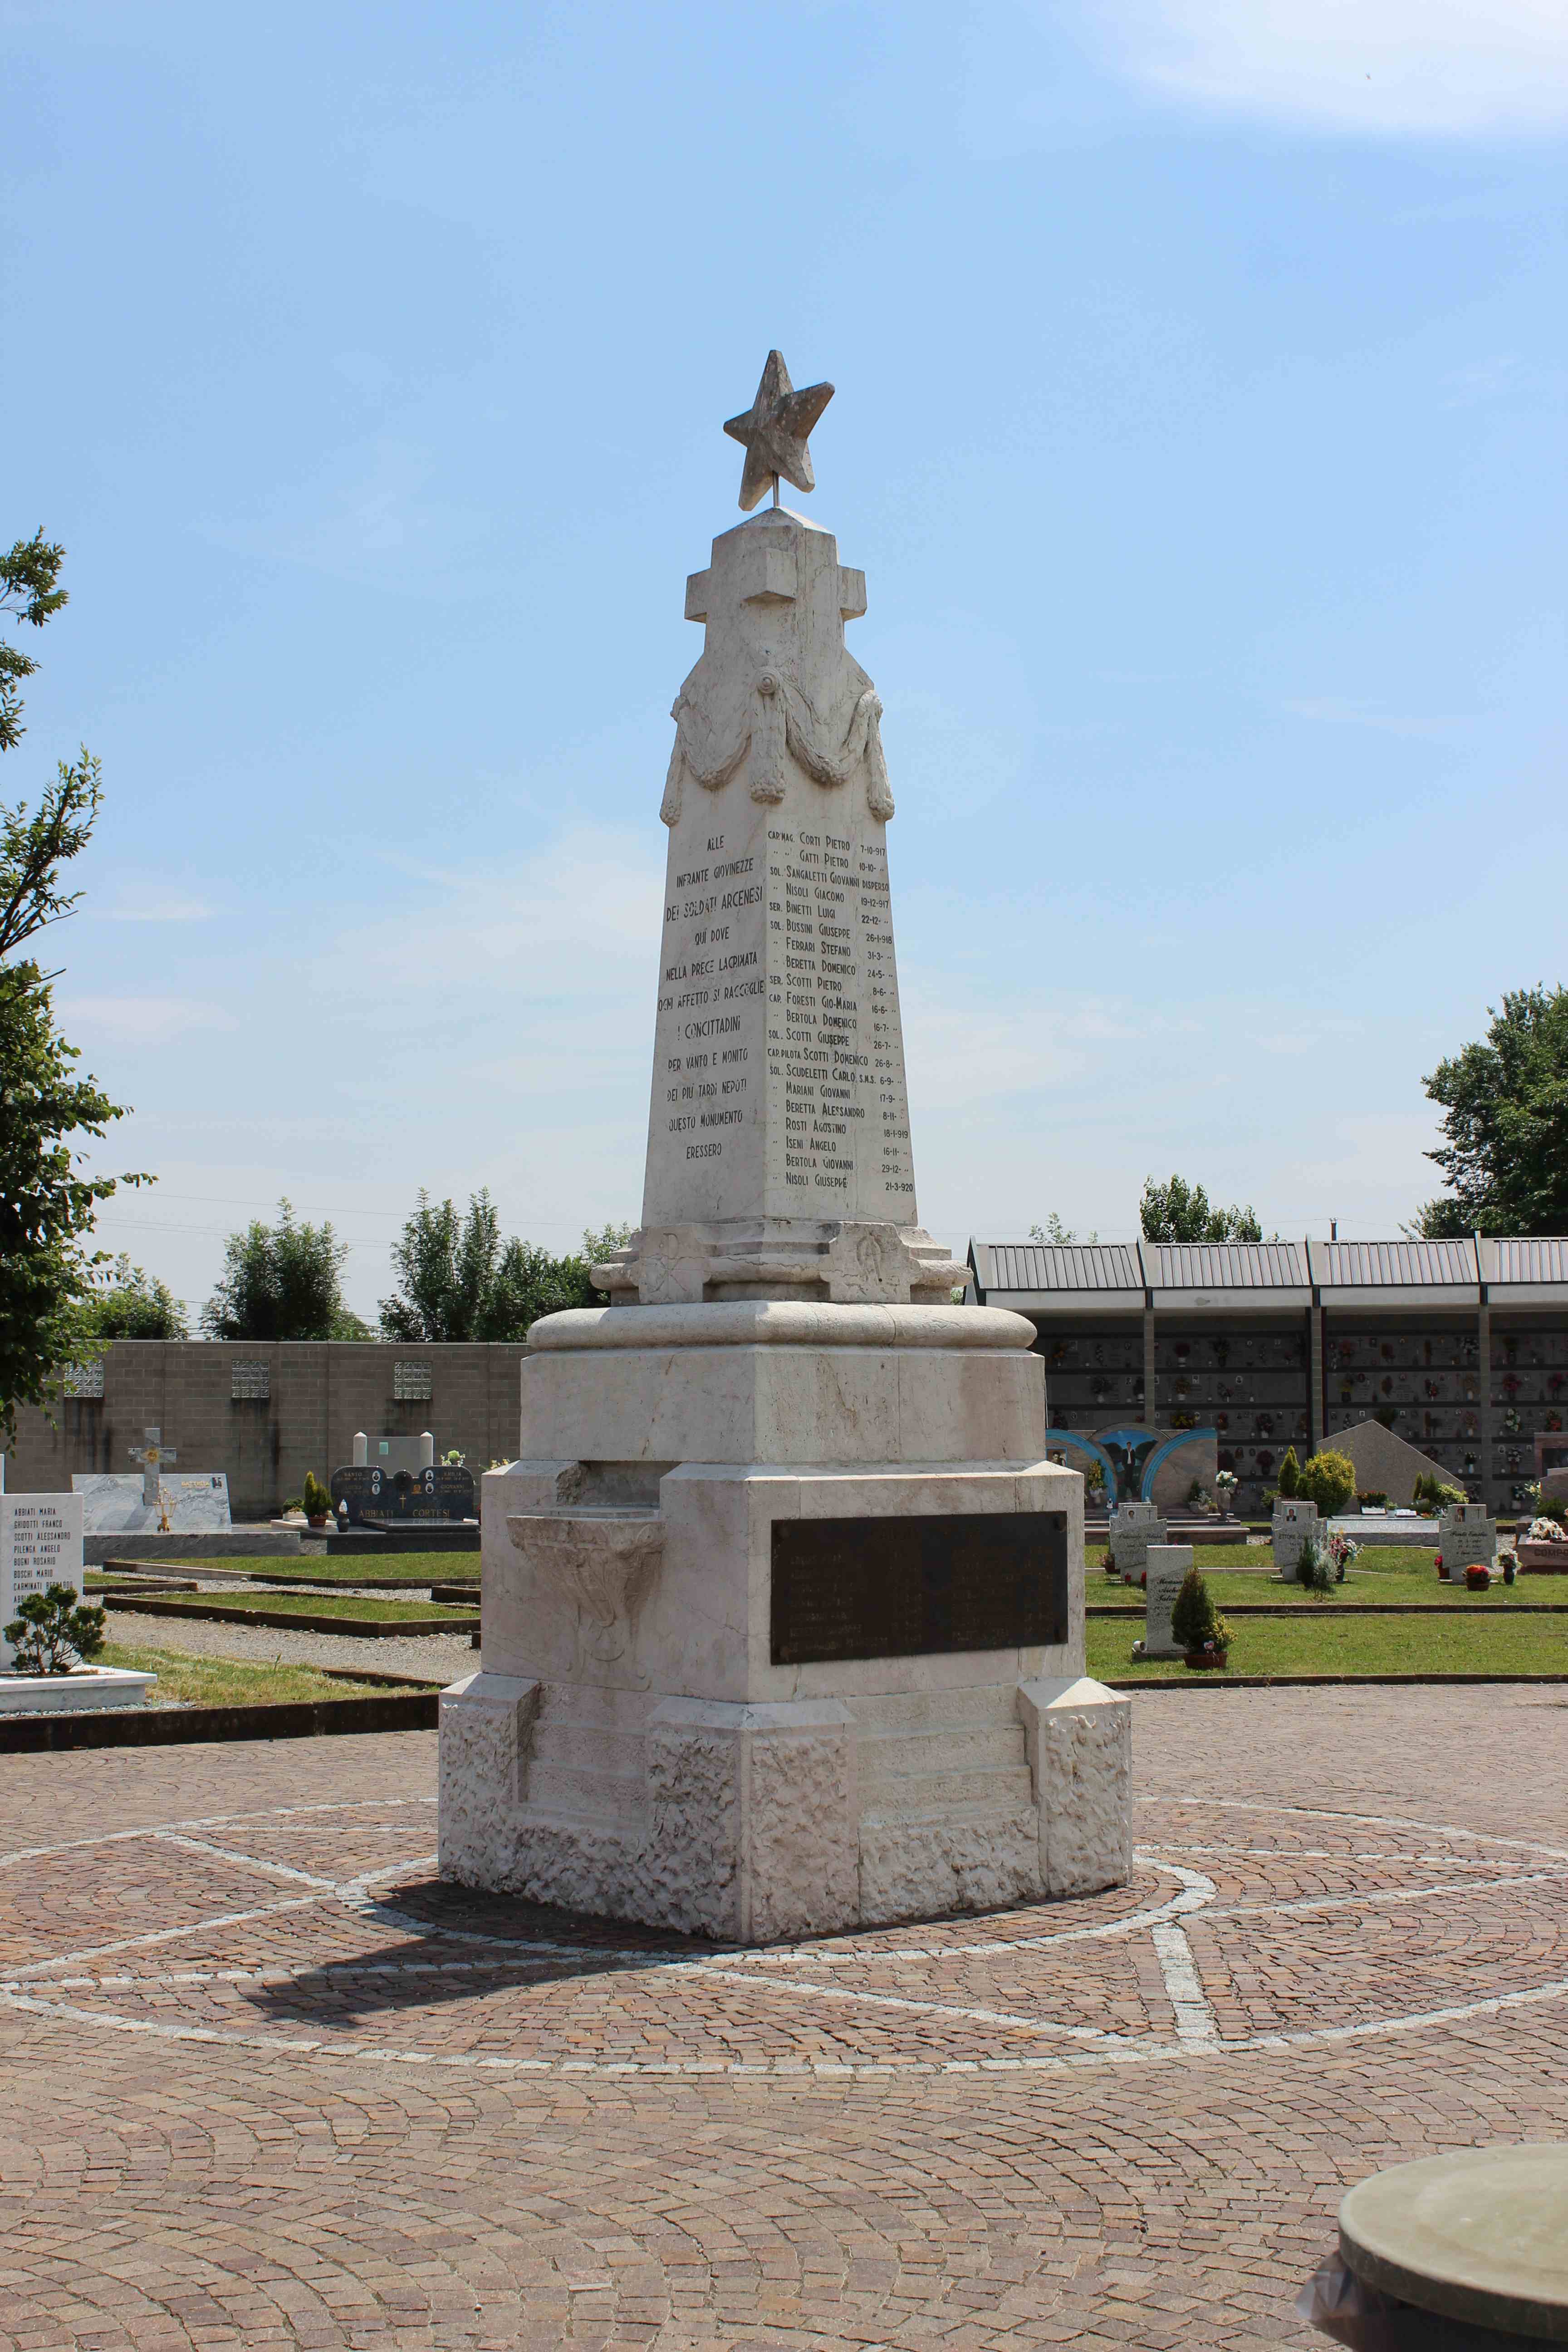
<box><xmin>3</xmin><ymin>1686</ymin><xmax>1568</xmax><ymax>2348</ymax></box>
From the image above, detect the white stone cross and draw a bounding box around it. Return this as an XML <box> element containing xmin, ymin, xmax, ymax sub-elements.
<box><xmin>128</xmin><ymin>1426</ymin><xmax>176</xmax><ymax>1509</ymax></box>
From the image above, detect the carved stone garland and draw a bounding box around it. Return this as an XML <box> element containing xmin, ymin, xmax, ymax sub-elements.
<box><xmin>660</xmin><ymin>671</ymin><xmax>894</xmax><ymax>827</ymax></box>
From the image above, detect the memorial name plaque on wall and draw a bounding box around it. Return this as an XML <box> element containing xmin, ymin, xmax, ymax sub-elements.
<box><xmin>330</xmin><ymin>1465</ymin><xmax>476</xmax><ymax>1525</ymax></box>
<box><xmin>770</xmin><ymin>1512</ymin><xmax>1068</xmax><ymax>1666</ymax></box>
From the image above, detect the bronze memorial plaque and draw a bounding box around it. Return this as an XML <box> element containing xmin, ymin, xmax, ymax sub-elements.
<box><xmin>770</xmin><ymin>1512</ymin><xmax>1068</xmax><ymax>1666</ymax></box>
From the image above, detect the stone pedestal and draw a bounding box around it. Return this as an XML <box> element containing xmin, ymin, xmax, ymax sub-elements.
<box><xmin>1109</xmin><ymin>1500</ymin><xmax>1166</xmax><ymax>1583</ymax></box>
<box><xmin>441</xmin><ymin>1303</ymin><xmax>1131</xmax><ymax>1938</ymax></box>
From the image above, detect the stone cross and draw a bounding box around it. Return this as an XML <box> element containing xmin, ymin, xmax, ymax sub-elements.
<box><xmin>128</xmin><ymin>1427</ymin><xmax>176</xmax><ymax>1510</ymax></box>
<box><xmin>1438</xmin><ymin>1501</ymin><xmax>1497</xmax><ymax>1578</ymax></box>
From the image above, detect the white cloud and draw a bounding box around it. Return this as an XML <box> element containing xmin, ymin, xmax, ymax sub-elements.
<box><xmin>59</xmin><ymin>996</ymin><xmax>241</xmax><ymax>1044</ymax></box>
<box><xmin>1087</xmin><ymin>0</ymin><xmax>1568</xmax><ymax>134</ymax></box>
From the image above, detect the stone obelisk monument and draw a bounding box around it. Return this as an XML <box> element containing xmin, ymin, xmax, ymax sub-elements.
<box><xmin>439</xmin><ymin>355</ymin><xmax>1131</xmax><ymax>1939</ymax></box>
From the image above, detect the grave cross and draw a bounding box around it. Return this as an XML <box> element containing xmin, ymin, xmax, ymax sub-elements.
<box><xmin>128</xmin><ymin>1426</ymin><xmax>176</xmax><ymax>1510</ymax></box>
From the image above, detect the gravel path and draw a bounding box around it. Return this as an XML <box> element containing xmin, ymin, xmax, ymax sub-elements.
<box><xmin>105</xmin><ymin>1607</ymin><xmax>475</xmax><ymax>1681</ymax></box>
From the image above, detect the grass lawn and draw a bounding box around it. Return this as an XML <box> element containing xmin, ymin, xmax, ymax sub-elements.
<box><xmin>113</xmin><ymin>1590</ymin><xmax>478</xmax><ymax>1625</ymax></box>
<box><xmin>1091</xmin><ymin>1545</ymin><xmax>1568</xmax><ymax>1610</ymax></box>
<box><xmin>1087</xmin><ymin>1608</ymin><xmax>1568</xmax><ymax>1681</ymax></box>
<box><xmin>239</xmin><ymin>1555</ymin><xmax>479</xmax><ymax>1585</ymax></box>
<box><xmin>99</xmin><ymin>1641</ymin><xmax>433</xmax><ymax>1706</ymax></box>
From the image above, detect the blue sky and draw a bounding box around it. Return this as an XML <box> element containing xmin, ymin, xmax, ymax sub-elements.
<box><xmin>7</xmin><ymin>0</ymin><xmax>1565</xmax><ymax>1318</ymax></box>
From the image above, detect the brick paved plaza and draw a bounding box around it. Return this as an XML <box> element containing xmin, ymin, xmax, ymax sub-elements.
<box><xmin>3</xmin><ymin>1686</ymin><xmax>1566</xmax><ymax>2350</ymax></box>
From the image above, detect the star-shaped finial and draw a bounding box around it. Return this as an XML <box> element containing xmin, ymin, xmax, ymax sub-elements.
<box><xmin>723</xmin><ymin>350</ymin><xmax>835</xmax><ymax>513</ymax></box>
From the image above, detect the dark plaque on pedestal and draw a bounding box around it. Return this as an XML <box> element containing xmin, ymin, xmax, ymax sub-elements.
<box><xmin>769</xmin><ymin>1511</ymin><xmax>1068</xmax><ymax>1666</ymax></box>
<box><xmin>330</xmin><ymin>1464</ymin><xmax>476</xmax><ymax>1527</ymax></box>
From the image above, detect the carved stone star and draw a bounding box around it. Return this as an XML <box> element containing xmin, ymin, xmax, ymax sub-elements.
<box><xmin>723</xmin><ymin>350</ymin><xmax>835</xmax><ymax>513</ymax></box>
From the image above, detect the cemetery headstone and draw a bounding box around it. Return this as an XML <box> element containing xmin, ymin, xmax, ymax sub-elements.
<box><xmin>331</xmin><ymin>1462</ymin><xmax>475</xmax><ymax>1527</ymax></box>
<box><xmin>1</xmin><ymin>1492</ymin><xmax>85</xmax><ymax>1667</ymax></box>
<box><xmin>1437</xmin><ymin>1501</ymin><xmax>1496</xmax><ymax>1579</ymax></box>
<box><xmin>1271</xmin><ymin>1498</ymin><xmax>1319</xmax><ymax>1575</ymax></box>
<box><xmin>1143</xmin><ymin>1544</ymin><xmax>1192</xmax><ymax>1661</ymax></box>
<box><xmin>1110</xmin><ymin>1500</ymin><xmax>1166</xmax><ymax>1582</ymax></box>
<box><xmin>74</xmin><ymin>1466</ymin><xmax>231</xmax><ymax>1535</ymax></box>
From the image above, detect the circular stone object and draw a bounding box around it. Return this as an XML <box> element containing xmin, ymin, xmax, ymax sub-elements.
<box><xmin>1340</xmin><ymin>2146</ymin><xmax>1568</xmax><ymax>2342</ymax></box>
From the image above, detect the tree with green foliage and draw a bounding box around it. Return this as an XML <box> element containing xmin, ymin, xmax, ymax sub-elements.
<box><xmin>0</xmin><ymin>532</ymin><xmax>142</xmax><ymax>1438</ymax></box>
<box><xmin>1408</xmin><ymin>988</ymin><xmax>1568</xmax><ymax>1238</ymax></box>
<box><xmin>201</xmin><ymin>1200</ymin><xmax>352</xmax><ymax>1340</ymax></box>
<box><xmin>1295</xmin><ymin>1446</ymin><xmax>1356</xmax><ymax>1519</ymax></box>
<box><xmin>378</xmin><ymin>1194</ymin><xmax>632</xmax><ymax>1341</ymax></box>
<box><xmin>1170</xmin><ymin>1566</ymin><xmax>1231</xmax><ymax>1656</ymax></box>
<box><xmin>1029</xmin><ymin>1213</ymin><xmax>1099</xmax><ymax>1245</ymax></box>
<box><xmin>4</xmin><ymin>1581</ymin><xmax>106</xmax><ymax>1675</ymax></box>
<box><xmin>1276</xmin><ymin>1446</ymin><xmax>1300</xmax><ymax>1498</ymax></box>
<box><xmin>78</xmin><ymin>1254</ymin><xmax>188</xmax><ymax>1340</ymax></box>
<box><xmin>1139</xmin><ymin>1174</ymin><xmax>1262</xmax><ymax>1244</ymax></box>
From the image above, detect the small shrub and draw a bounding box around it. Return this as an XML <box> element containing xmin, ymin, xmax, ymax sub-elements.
<box><xmin>1356</xmin><ymin>1489</ymin><xmax>1388</xmax><ymax>1508</ymax></box>
<box><xmin>1297</xmin><ymin>1534</ymin><xmax>1335</xmax><ymax>1599</ymax></box>
<box><xmin>282</xmin><ymin>1494</ymin><xmax>304</xmax><ymax>1515</ymax></box>
<box><xmin>5</xmin><ymin>1583</ymin><xmax>107</xmax><ymax>1676</ymax></box>
<box><xmin>301</xmin><ymin>1471</ymin><xmax>333</xmax><ymax>1519</ymax></box>
<box><xmin>1295</xmin><ymin>1448</ymin><xmax>1356</xmax><ymax>1519</ymax></box>
<box><xmin>1276</xmin><ymin>1447</ymin><xmax>1300</xmax><ymax>1499</ymax></box>
<box><xmin>1170</xmin><ymin>1567</ymin><xmax>1231</xmax><ymax>1655</ymax></box>
<box><xmin>1411</xmin><ymin>1471</ymin><xmax>1466</xmax><ymax>1512</ymax></box>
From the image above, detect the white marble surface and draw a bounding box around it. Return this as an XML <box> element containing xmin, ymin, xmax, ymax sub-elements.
<box><xmin>1271</xmin><ymin>1499</ymin><xmax>1320</xmax><ymax>1572</ymax></box>
<box><xmin>73</xmin><ymin>1472</ymin><xmax>231</xmax><ymax>1535</ymax></box>
<box><xmin>0</xmin><ymin>1664</ymin><xmax>155</xmax><ymax>1713</ymax></box>
<box><xmin>1</xmin><ymin>1493</ymin><xmax>84</xmax><ymax>1667</ymax></box>
<box><xmin>1143</xmin><ymin>1544</ymin><xmax>1192</xmax><ymax>1660</ymax></box>
<box><xmin>646</xmin><ymin>510</ymin><xmax>912</xmax><ymax>1239</ymax></box>
<box><xmin>1437</xmin><ymin>1501</ymin><xmax>1497</xmax><ymax>1574</ymax></box>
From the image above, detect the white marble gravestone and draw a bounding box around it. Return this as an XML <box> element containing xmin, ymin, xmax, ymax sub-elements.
<box><xmin>1271</xmin><ymin>1498</ymin><xmax>1320</xmax><ymax>1575</ymax></box>
<box><xmin>1</xmin><ymin>1493</ymin><xmax>84</xmax><ymax>1666</ymax></box>
<box><xmin>1142</xmin><ymin>1544</ymin><xmax>1191</xmax><ymax>1661</ymax></box>
<box><xmin>1110</xmin><ymin>1501</ymin><xmax>1166</xmax><ymax>1582</ymax></box>
<box><xmin>1437</xmin><ymin>1502</ymin><xmax>1496</xmax><ymax>1578</ymax></box>
<box><xmin>74</xmin><ymin>1470</ymin><xmax>231</xmax><ymax>1536</ymax></box>
<box><xmin>438</xmin><ymin>358</ymin><xmax>1132</xmax><ymax>1941</ymax></box>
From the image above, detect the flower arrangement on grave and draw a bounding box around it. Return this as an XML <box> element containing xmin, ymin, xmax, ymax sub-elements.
<box><xmin>4</xmin><ymin>1583</ymin><xmax>107</xmax><ymax>1677</ymax></box>
<box><xmin>1550</xmin><ymin>1372</ymin><xmax>1564</xmax><ymax>1398</ymax></box>
<box><xmin>1503</xmin><ymin>1372</ymin><xmax>1521</xmax><ymax>1398</ymax></box>
<box><xmin>1528</xmin><ymin>1517</ymin><xmax>1568</xmax><ymax>1543</ymax></box>
<box><xmin>1326</xmin><ymin>1531</ymin><xmax>1358</xmax><ymax>1582</ymax></box>
<box><xmin>1356</xmin><ymin>1489</ymin><xmax>1388</xmax><ymax>1508</ymax></box>
<box><xmin>1547</xmin><ymin>1411</ymin><xmax>1563</xmax><ymax>1433</ymax></box>
<box><xmin>1465</xmin><ymin>1563</ymin><xmax>1490</xmax><ymax>1592</ymax></box>
<box><xmin>443</xmin><ymin>1447</ymin><xmax>467</xmax><ymax>1467</ymax></box>
<box><xmin>1215</xmin><ymin>1470</ymin><xmax>1239</xmax><ymax>1515</ymax></box>
<box><xmin>1170</xmin><ymin>1566</ymin><xmax>1231</xmax><ymax>1667</ymax></box>
<box><xmin>1504</xmin><ymin>1407</ymin><xmax>1522</xmax><ymax>1435</ymax></box>
<box><xmin>301</xmin><ymin>1470</ymin><xmax>333</xmax><ymax>1527</ymax></box>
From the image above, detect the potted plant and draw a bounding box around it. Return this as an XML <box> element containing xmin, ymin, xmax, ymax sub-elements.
<box><xmin>1298</xmin><ymin>1535</ymin><xmax>1336</xmax><ymax>1599</ymax></box>
<box><xmin>302</xmin><ymin>1470</ymin><xmax>333</xmax><ymax>1529</ymax></box>
<box><xmin>4</xmin><ymin>1583</ymin><xmax>108</xmax><ymax>1676</ymax></box>
<box><xmin>1171</xmin><ymin>1566</ymin><xmax>1231</xmax><ymax>1669</ymax></box>
<box><xmin>1464</xmin><ymin>1562</ymin><xmax>1490</xmax><ymax>1592</ymax></box>
<box><xmin>1214</xmin><ymin>1469</ymin><xmax>1239</xmax><ymax>1521</ymax></box>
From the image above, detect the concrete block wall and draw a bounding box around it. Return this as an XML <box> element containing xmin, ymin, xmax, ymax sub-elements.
<box><xmin>2</xmin><ymin>1342</ymin><xmax>529</xmax><ymax>1520</ymax></box>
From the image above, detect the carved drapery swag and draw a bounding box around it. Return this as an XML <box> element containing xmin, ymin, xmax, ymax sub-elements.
<box><xmin>661</xmin><ymin>670</ymin><xmax>894</xmax><ymax>827</ymax></box>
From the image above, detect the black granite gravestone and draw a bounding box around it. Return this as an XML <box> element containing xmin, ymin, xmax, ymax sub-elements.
<box><xmin>330</xmin><ymin>1463</ymin><xmax>476</xmax><ymax>1527</ymax></box>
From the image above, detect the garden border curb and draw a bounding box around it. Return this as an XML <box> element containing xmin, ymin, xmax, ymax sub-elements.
<box><xmin>1108</xmin><ymin>1672</ymin><xmax>1568</xmax><ymax>1692</ymax></box>
<box><xmin>0</xmin><ymin>1691</ymin><xmax>440</xmax><ymax>1753</ymax></box>
<box><xmin>100</xmin><ymin>1593</ymin><xmax>478</xmax><ymax>1638</ymax></box>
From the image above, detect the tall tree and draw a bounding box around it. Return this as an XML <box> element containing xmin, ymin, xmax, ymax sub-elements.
<box><xmin>379</xmin><ymin>1196</ymin><xmax>626</xmax><ymax>1341</ymax></box>
<box><xmin>1410</xmin><ymin>987</ymin><xmax>1568</xmax><ymax>1237</ymax></box>
<box><xmin>78</xmin><ymin>1255</ymin><xmax>188</xmax><ymax>1340</ymax></box>
<box><xmin>1140</xmin><ymin>1174</ymin><xmax>1262</xmax><ymax>1245</ymax></box>
<box><xmin>0</xmin><ymin>533</ymin><xmax>140</xmax><ymax>1436</ymax></box>
<box><xmin>201</xmin><ymin>1201</ymin><xmax>352</xmax><ymax>1341</ymax></box>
